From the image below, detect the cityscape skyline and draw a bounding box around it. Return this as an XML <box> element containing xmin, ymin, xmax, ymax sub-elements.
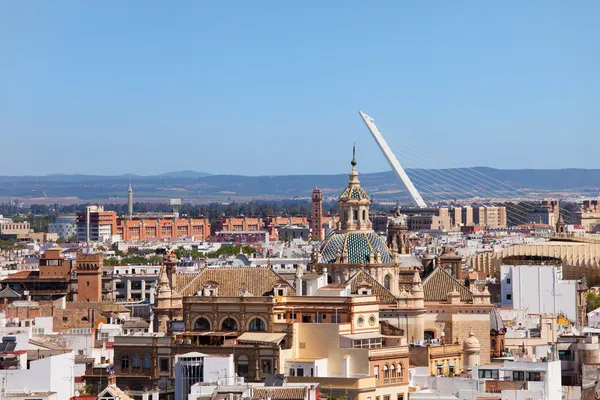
<box><xmin>1</xmin><ymin>1</ymin><xmax>599</xmax><ymax>176</ymax></box>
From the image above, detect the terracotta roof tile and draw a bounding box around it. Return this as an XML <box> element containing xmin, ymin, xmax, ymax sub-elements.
<box><xmin>422</xmin><ymin>267</ymin><xmax>473</xmax><ymax>302</ymax></box>
<box><xmin>346</xmin><ymin>269</ymin><xmax>397</xmax><ymax>304</ymax></box>
<box><xmin>176</xmin><ymin>267</ymin><xmax>294</xmax><ymax>297</ymax></box>
<box><xmin>252</xmin><ymin>388</ymin><xmax>306</xmax><ymax>400</ymax></box>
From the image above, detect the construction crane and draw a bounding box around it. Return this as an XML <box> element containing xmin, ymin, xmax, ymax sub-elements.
<box><xmin>358</xmin><ymin>111</ymin><xmax>427</xmax><ymax>208</ymax></box>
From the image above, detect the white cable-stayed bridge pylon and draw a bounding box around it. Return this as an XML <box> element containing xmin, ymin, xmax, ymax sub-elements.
<box><xmin>388</xmin><ymin>135</ymin><xmax>575</xmax><ymax>223</ymax></box>
<box><xmin>387</xmin><ymin>143</ymin><xmax>536</xmax><ymax>224</ymax></box>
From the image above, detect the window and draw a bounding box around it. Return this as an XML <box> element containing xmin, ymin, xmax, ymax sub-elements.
<box><xmin>221</xmin><ymin>317</ymin><xmax>238</xmax><ymax>331</ymax></box>
<box><xmin>397</xmin><ymin>396</ymin><xmax>404</xmax><ymax>400</ymax></box>
<box><xmin>398</xmin><ymin>363</ymin><xmax>403</xmax><ymax>381</ymax></box>
<box><xmin>384</xmin><ymin>274</ymin><xmax>391</xmax><ymax>290</ymax></box>
<box><xmin>362</xmin><ymin>210</ymin><xmax>366</xmax><ymax>221</ymax></box>
<box><xmin>159</xmin><ymin>358</ymin><xmax>169</xmax><ymax>372</ymax></box>
<box><xmin>194</xmin><ymin>317</ymin><xmax>211</xmax><ymax>331</ymax></box>
<box><xmin>302</xmin><ymin>315</ymin><xmax>312</xmax><ymax>323</ymax></box>
<box><xmin>121</xmin><ymin>355</ymin><xmax>129</xmax><ymax>369</ymax></box>
<box><xmin>513</xmin><ymin>371</ymin><xmax>525</xmax><ymax>381</ymax></box>
<box><xmin>248</xmin><ymin>318</ymin><xmax>266</xmax><ymax>332</ymax></box>
<box><xmin>261</xmin><ymin>359</ymin><xmax>272</xmax><ymax>374</ymax></box>
<box><xmin>526</xmin><ymin>371</ymin><xmax>541</xmax><ymax>381</ymax></box>
<box><xmin>374</xmin><ymin>365</ymin><xmax>379</xmax><ymax>379</ymax></box>
<box><xmin>332</xmin><ymin>315</ymin><xmax>341</xmax><ymax>323</ymax></box>
<box><xmin>290</xmin><ymin>313</ymin><xmax>297</xmax><ymax>319</ymax></box>
<box><xmin>479</xmin><ymin>369</ymin><xmax>499</xmax><ymax>379</ymax></box>
<box><xmin>506</xmin><ymin>293</ymin><xmax>512</xmax><ymax>300</ymax></box>
<box><xmin>237</xmin><ymin>355</ymin><xmax>249</xmax><ymax>378</ymax></box>
<box><xmin>506</xmin><ymin>278</ymin><xmax>511</xmax><ymax>284</ymax></box>
<box><xmin>86</xmin><ymin>281</ymin><xmax>90</xmax><ymax>287</ymax></box>
<box><xmin>132</xmin><ymin>354</ymin><xmax>140</xmax><ymax>369</ymax></box>
<box><xmin>297</xmin><ymin>367</ymin><xmax>304</xmax><ymax>377</ymax></box>
<box><xmin>559</xmin><ymin>350</ymin><xmax>572</xmax><ymax>361</ymax></box>
<box><xmin>143</xmin><ymin>353</ymin><xmax>152</xmax><ymax>369</ymax></box>
<box><xmin>289</xmin><ymin>368</ymin><xmax>295</xmax><ymax>376</ymax></box>
<box><xmin>63</xmin><ymin>316</ymin><xmax>68</xmax><ymax>322</ymax></box>
<box><xmin>78</xmin><ymin>350</ymin><xmax>85</xmax><ymax>356</ymax></box>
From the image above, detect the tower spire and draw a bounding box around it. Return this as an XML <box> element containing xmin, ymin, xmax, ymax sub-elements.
<box><xmin>351</xmin><ymin>143</ymin><xmax>357</xmax><ymax>170</ymax></box>
<box><xmin>127</xmin><ymin>179</ymin><xmax>133</xmax><ymax>217</ymax></box>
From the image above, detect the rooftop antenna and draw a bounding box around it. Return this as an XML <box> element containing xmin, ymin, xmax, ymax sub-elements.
<box><xmin>358</xmin><ymin>111</ymin><xmax>427</xmax><ymax>208</ymax></box>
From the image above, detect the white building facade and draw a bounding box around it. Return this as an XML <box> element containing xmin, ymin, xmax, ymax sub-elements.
<box><xmin>501</xmin><ymin>264</ymin><xmax>578</xmax><ymax>322</ymax></box>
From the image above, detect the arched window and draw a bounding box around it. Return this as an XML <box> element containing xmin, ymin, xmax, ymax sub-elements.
<box><xmin>327</xmin><ymin>274</ymin><xmax>333</xmax><ymax>284</ymax></box>
<box><xmin>390</xmin><ymin>363</ymin><xmax>396</xmax><ymax>378</ymax></box>
<box><xmin>248</xmin><ymin>318</ymin><xmax>266</xmax><ymax>332</ymax></box>
<box><xmin>237</xmin><ymin>355</ymin><xmax>249</xmax><ymax>377</ymax></box>
<box><xmin>221</xmin><ymin>317</ymin><xmax>238</xmax><ymax>331</ymax></box>
<box><xmin>500</xmin><ymin>339</ymin><xmax>505</xmax><ymax>352</ymax></box>
<box><xmin>398</xmin><ymin>363</ymin><xmax>403</xmax><ymax>381</ymax></box>
<box><xmin>383</xmin><ymin>364</ymin><xmax>389</xmax><ymax>379</ymax></box>
<box><xmin>384</xmin><ymin>274</ymin><xmax>391</xmax><ymax>291</ymax></box>
<box><xmin>362</xmin><ymin>209</ymin><xmax>366</xmax><ymax>221</ymax></box>
<box><xmin>353</xmin><ymin>209</ymin><xmax>358</xmax><ymax>222</ymax></box>
<box><xmin>131</xmin><ymin>353</ymin><xmax>140</xmax><ymax>369</ymax></box>
<box><xmin>194</xmin><ymin>317</ymin><xmax>211</xmax><ymax>331</ymax></box>
<box><xmin>143</xmin><ymin>353</ymin><xmax>152</xmax><ymax>369</ymax></box>
<box><xmin>121</xmin><ymin>354</ymin><xmax>129</xmax><ymax>369</ymax></box>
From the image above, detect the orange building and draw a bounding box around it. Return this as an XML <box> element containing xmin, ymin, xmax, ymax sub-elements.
<box><xmin>116</xmin><ymin>216</ymin><xmax>210</xmax><ymax>241</ymax></box>
<box><xmin>75</xmin><ymin>253</ymin><xmax>103</xmax><ymax>302</ymax></box>
<box><xmin>213</xmin><ymin>216</ymin><xmax>263</xmax><ymax>233</ymax></box>
<box><xmin>76</xmin><ymin>206</ymin><xmax>118</xmax><ymax>242</ymax></box>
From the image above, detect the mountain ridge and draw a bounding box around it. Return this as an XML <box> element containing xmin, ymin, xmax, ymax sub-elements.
<box><xmin>0</xmin><ymin>168</ymin><xmax>599</xmax><ymax>201</ymax></box>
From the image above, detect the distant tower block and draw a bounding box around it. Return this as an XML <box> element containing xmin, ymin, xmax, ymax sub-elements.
<box><xmin>312</xmin><ymin>188</ymin><xmax>323</xmax><ymax>241</ymax></box>
<box><xmin>170</xmin><ymin>198</ymin><xmax>182</xmax><ymax>215</ymax></box>
<box><xmin>128</xmin><ymin>180</ymin><xmax>133</xmax><ymax>217</ymax></box>
<box><xmin>358</xmin><ymin>111</ymin><xmax>427</xmax><ymax>208</ymax></box>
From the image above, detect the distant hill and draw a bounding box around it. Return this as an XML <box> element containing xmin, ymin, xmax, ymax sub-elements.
<box><xmin>0</xmin><ymin>168</ymin><xmax>599</xmax><ymax>202</ymax></box>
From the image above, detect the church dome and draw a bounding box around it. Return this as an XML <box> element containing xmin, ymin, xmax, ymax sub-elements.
<box><xmin>490</xmin><ymin>308</ymin><xmax>505</xmax><ymax>332</ymax></box>
<box><xmin>463</xmin><ymin>327</ymin><xmax>480</xmax><ymax>351</ymax></box>
<box><xmin>320</xmin><ymin>231</ymin><xmax>394</xmax><ymax>264</ymax></box>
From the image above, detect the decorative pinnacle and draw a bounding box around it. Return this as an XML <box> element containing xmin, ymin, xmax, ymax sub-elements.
<box><xmin>351</xmin><ymin>143</ymin><xmax>357</xmax><ymax>169</ymax></box>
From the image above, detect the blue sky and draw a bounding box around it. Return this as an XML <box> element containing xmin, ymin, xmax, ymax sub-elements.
<box><xmin>1</xmin><ymin>1</ymin><xmax>598</xmax><ymax>176</ymax></box>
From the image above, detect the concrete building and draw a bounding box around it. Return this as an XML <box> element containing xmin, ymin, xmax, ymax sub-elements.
<box><xmin>577</xmin><ymin>199</ymin><xmax>600</xmax><ymax>230</ymax></box>
<box><xmin>526</xmin><ymin>200</ymin><xmax>560</xmax><ymax>226</ymax></box>
<box><xmin>174</xmin><ymin>352</ymin><xmax>234</xmax><ymax>400</ymax></box>
<box><xmin>76</xmin><ymin>206</ymin><xmax>117</xmax><ymax>242</ymax></box>
<box><xmin>112</xmin><ymin>265</ymin><xmax>160</xmax><ymax>301</ymax></box>
<box><xmin>410</xmin><ymin>359</ymin><xmax>562</xmax><ymax>400</ymax></box>
<box><xmin>48</xmin><ymin>215</ymin><xmax>77</xmax><ymax>240</ymax></box>
<box><xmin>500</xmin><ymin>263</ymin><xmax>580</xmax><ymax>322</ymax></box>
<box><xmin>278</xmin><ymin>225</ymin><xmax>310</xmax><ymax>242</ymax></box>
<box><xmin>0</xmin><ymin>349</ymin><xmax>74</xmax><ymax>399</ymax></box>
<box><xmin>0</xmin><ymin>219</ymin><xmax>32</xmax><ymax>237</ymax></box>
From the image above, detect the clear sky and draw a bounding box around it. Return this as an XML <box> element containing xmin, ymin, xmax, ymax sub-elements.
<box><xmin>1</xmin><ymin>1</ymin><xmax>599</xmax><ymax>176</ymax></box>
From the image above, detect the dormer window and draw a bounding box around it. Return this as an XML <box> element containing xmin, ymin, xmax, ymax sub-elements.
<box><xmin>203</xmin><ymin>282</ymin><xmax>218</xmax><ymax>297</ymax></box>
<box><xmin>276</xmin><ymin>288</ymin><xmax>285</xmax><ymax>297</ymax></box>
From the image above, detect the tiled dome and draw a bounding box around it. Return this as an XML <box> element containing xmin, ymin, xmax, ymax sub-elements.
<box><xmin>319</xmin><ymin>231</ymin><xmax>393</xmax><ymax>264</ymax></box>
<box><xmin>338</xmin><ymin>185</ymin><xmax>370</xmax><ymax>201</ymax></box>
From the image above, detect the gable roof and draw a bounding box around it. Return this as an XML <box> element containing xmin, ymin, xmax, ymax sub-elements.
<box><xmin>96</xmin><ymin>384</ymin><xmax>133</xmax><ymax>400</ymax></box>
<box><xmin>0</xmin><ymin>286</ymin><xmax>21</xmax><ymax>299</ymax></box>
<box><xmin>346</xmin><ymin>269</ymin><xmax>397</xmax><ymax>304</ymax></box>
<box><xmin>176</xmin><ymin>267</ymin><xmax>294</xmax><ymax>297</ymax></box>
<box><xmin>422</xmin><ymin>267</ymin><xmax>473</xmax><ymax>302</ymax></box>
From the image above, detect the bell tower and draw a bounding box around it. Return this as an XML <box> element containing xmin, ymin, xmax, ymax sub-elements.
<box><xmin>338</xmin><ymin>145</ymin><xmax>372</xmax><ymax>232</ymax></box>
<box><xmin>311</xmin><ymin>188</ymin><xmax>323</xmax><ymax>241</ymax></box>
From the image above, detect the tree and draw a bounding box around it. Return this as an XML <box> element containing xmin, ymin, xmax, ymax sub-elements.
<box><xmin>587</xmin><ymin>292</ymin><xmax>600</xmax><ymax>313</ymax></box>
